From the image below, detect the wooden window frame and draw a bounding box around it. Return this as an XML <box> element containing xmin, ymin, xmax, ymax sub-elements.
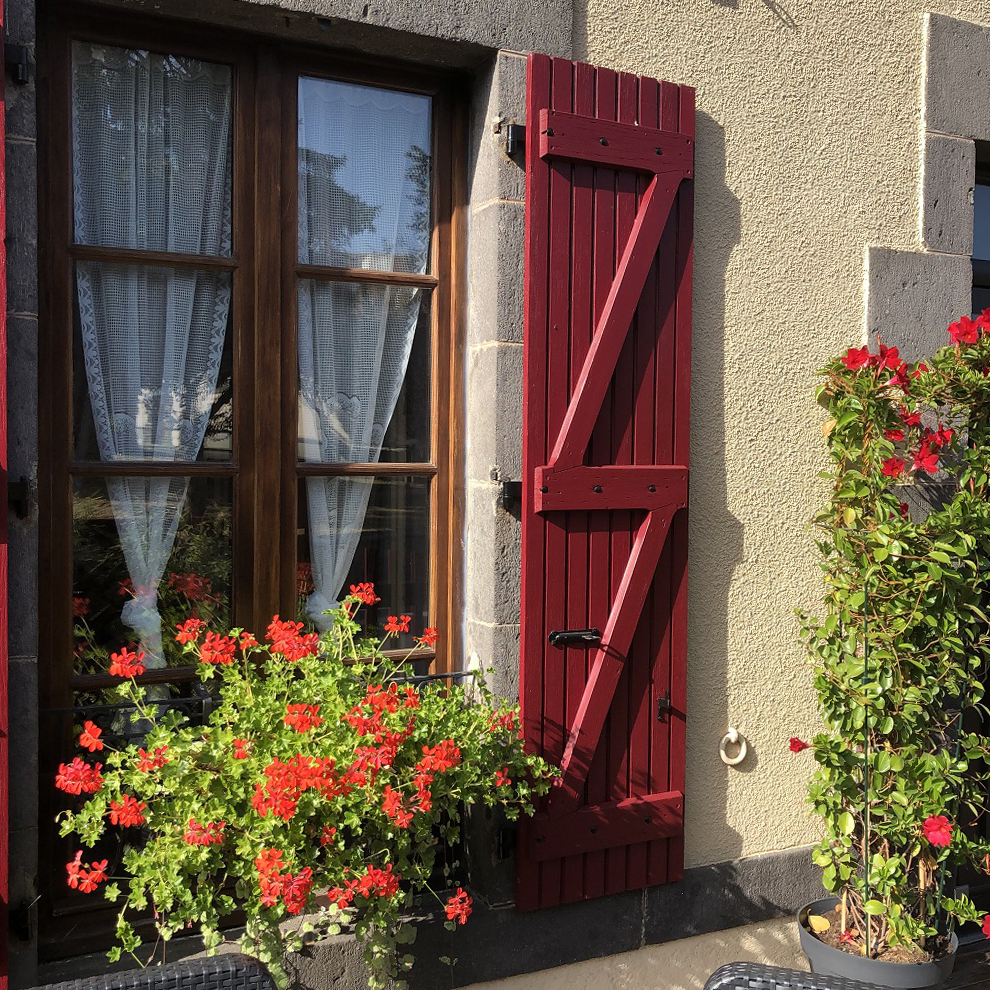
<box><xmin>37</xmin><ymin>1</ymin><xmax>465</xmax><ymax>956</ymax></box>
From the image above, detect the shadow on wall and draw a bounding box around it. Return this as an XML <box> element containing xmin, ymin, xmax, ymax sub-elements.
<box><xmin>685</xmin><ymin>109</ymin><xmax>745</xmax><ymax>865</ymax></box>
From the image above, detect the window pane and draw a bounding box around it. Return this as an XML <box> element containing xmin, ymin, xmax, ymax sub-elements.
<box><xmin>296</xmin><ymin>475</ymin><xmax>430</xmax><ymax>643</ymax></box>
<box><xmin>71</xmin><ymin>42</ymin><xmax>234</xmax><ymax>256</ymax></box>
<box><xmin>297</xmin><ymin>77</ymin><xmax>432</xmax><ymax>273</ymax></box>
<box><xmin>975</xmin><ymin>185</ymin><xmax>990</xmax><ymax>262</ymax></box>
<box><xmin>72</xmin><ymin>476</ymin><xmax>233</xmax><ymax>675</ymax></box>
<box><xmin>73</xmin><ymin>262</ymin><xmax>233</xmax><ymax>462</ymax></box>
<box><xmin>297</xmin><ymin>279</ymin><xmax>430</xmax><ymax>463</ymax></box>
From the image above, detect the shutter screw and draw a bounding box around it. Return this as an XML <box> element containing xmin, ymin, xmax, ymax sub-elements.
<box><xmin>599</xmin><ymin>137</ymin><xmax>608</xmax><ymax>146</ymax></box>
<box><xmin>648</xmin><ymin>485</ymin><xmax>656</xmax><ymax>492</ymax></box>
<box><xmin>655</xmin><ymin>147</ymin><xmax>663</xmax><ymax>155</ymax></box>
<box><xmin>593</xmin><ymin>485</ymin><xmax>603</xmax><ymax>493</ymax></box>
<box><xmin>536</xmin><ymin>835</ymin><xmax>545</xmax><ymax>843</ymax></box>
<box><xmin>644</xmin><ymin>816</ymin><xmax>652</xmax><ymax>825</ymax></box>
<box><xmin>544</xmin><ymin>128</ymin><xmax>554</xmax><ymax>137</ymax></box>
<box><xmin>590</xmin><ymin>825</ymin><xmax>598</xmax><ymax>834</ymax></box>
<box><xmin>541</xmin><ymin>485</ymin><xmax>549</xmax><ymax>493</ymax></box>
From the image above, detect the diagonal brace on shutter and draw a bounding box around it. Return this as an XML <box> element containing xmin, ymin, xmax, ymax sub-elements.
<box><xmin>547</xmin><ymin>172</ymin><xmax>685</xmax><ymax>472</ymax></box>
<box><xmin>548</xmin><ymin>504</ymin><xmax>681</xmax><ymax>818</ymax></box>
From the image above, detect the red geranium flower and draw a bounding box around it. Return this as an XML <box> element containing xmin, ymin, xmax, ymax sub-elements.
<box><xmin>384</xmin><ymin>614</ymin><xmax>412</xmax><ymax>634</ymax></box>
<box><xmin>922</xmin><ymin>815</ymin><xmax>953</xmax><ymax>847</ymax></box>
<box><xmin>78</xmin><ymin>720</ymin><xmax>103</xmax><ymax>752</ymax></box>
<box><xmin>109</xmin><ymin>795</ymin><xmax>146</xmax><ymax>828</ymax></box>
<box><xmin>200</xmin><ymin>631</ymin><xmax>237</xmax><ymax>665</ymax></box>
<box><xmin>55</xmin><ymin>757</ymin><xmax>104</xmax><ymax>795</ymax></box>
<box><xmin>982</xmin><ymin>914</ymin><xmax>990</xmax><ymax>938</ymax></box>
<box><xmin>136</xmin><ymin>745</ymin><xmax>169</xmax><ymax>772</ymax></box>
<box><xmin>417</xmin><ymin>627</ymin><xmax>439</xmax><ymax>648</ymax></box>
<box><xmin>789</xmin><ymin>737</ymin><xmax>811</xmax><ymax>753</ymax></box>
<box><xmin>296</xmin><ymin>562</ymin><xmax>315</xmax><ymax>596</ymax></box>
<box><xmin>283</xmin><ymin>703</ymin><xmax>323</xmax><ymax>733</ymax></box>
<box><xmin>494</xmin><ymin>767</ymin><xmax>511</xmax><ymax>787</ymax></box>
<box><xmin>175</xmin><ymin>617</ymin><xmax>206</xmax><ymax>645</ymax></box>
<box><xmin>168</xmin><ymin>572</ymin><xmax>213</xmax><ymax>602</ymax></box>
<box><xmin>183</xmin><ymin>818</ymin><xmax>225</xmax><ymax>846</ymax></box>
<box><xmin>72</xmin><ymin>597</ymin><xmax>90</xmax><ymax>619</ymax></box>
<box><xmin>445</xmin><ymin>887</ymin><xmax>473</xmax><ymax>925</ymax></box>
<box><xmin>108</xmin><ymin>646</ymin><xmax>145</xmax><ymax>678</ymax></box>
<box><xmin>349</xmin><ymin>582</ymin><xmax>380</xmax><ymax>605</ymax></box>
<box><xmin>233</xmin><ymin>738</ymin><xmax>250</xmax><ymax>760</ymax></box>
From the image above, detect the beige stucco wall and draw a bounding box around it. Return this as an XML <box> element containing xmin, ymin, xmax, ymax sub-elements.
<box><xmin>573</xmin><ymin>0</ymin><xmax>990</xmax><ymax>869</ymax></box>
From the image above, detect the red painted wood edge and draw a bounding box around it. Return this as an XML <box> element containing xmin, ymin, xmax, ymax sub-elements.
<box><xmin>548</xmin><ymin>174</ymin><xmax>681</xmax><ymax>471</ymax></box>
<box><xmin>539</xmin><ymin>108</ymin><xmax>693</xmax><ymax>176</ymax></box>
<box><xmin>0</xmin><ymin>19</ymin><xmax>10</xmax><ymax>990</ymax></box>
<box><xmin>522</xmin><ymin>790</ymin><xmax>684</xmax><ymax>861</ymax></box>
<box><xmin>535</xmin><ymin>465</ymin><xmax>687</xmax><ymax>513</ymax></box>
<box><xmin>549</xmin><ymin>506</ymin><xmax>678</xmax><ymax>817</ymax></box>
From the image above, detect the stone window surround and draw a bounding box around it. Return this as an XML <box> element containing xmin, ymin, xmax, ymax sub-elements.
<box><xmin>867</xmin><ymin>12</ymin><xmax>990</xmax><ymax>361</ymax></box>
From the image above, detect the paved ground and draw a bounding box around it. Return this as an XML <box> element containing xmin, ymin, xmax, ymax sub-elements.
<box><xmin>948</xmin><ymin>943</ymin><xmax>990</xmax><ymax>990</ymax></box>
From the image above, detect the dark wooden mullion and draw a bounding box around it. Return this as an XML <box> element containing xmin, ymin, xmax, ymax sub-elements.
<box><xmin>69</xmin><ymin>244</ymin><xmax>236</xmax><ymax>271</ymax></box>
<box><xmin>296</xmin><ymin>462</ymin><xmax>437</xmax><ymax>477</ymax></box>
<box><xmin>294</xmin><ymin>264</ymin><xmax>437</xmax><ymax>289</ymax></box>
<box><xmin>70</xmin><ymin>462</ymin><xmax>238</xmax><ymax>476</ymax></box>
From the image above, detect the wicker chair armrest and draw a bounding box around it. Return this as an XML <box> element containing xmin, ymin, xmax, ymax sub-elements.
<box><xmin>31</xmin><ymin>953</ymin><xmax>277</xmax><ymax>990</ymax></box>
<box><xmin>705</xmin><ymin>962</ymin><xmax>885</xmax><ymax>990</ymax></box>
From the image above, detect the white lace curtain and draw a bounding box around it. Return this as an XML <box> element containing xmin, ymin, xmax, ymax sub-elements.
<box><xmin>72</xmin><ymin>43</ymin><xmax>233</xmax><ymax>665</ymax></box>
<box><xmin>296</xmin><ymin>78</ymin><xmax>431</xmax><ymax>629</ymax></box>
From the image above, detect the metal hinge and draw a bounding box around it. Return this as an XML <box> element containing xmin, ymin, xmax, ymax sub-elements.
<box><xmin>503</xmin><ymin>122</ymin><xmax>525</xmax><ymax>158</ymax></box>
<box><xmin>657</xmin><ymin>690</ymin><xmax>672</xmax><ymax>723</ymax></box>
<box><xmin>499</xmin><ymin>479</ymin><xmax>522</xmax><ymax>513</ymax></box>
<box><xmin>5</xmin><ymin>43</ymin><xmax>29</xmax><ymax>85</ymax></box>
<box><xmin>8</xmin><ymin>476</ymin><xmax>30</xmax><ymax>519</ymax></box>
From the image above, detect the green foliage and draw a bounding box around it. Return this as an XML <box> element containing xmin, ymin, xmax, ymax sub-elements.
<box><xmin>57</xmin><ymin>593</ymin><xmax>557</xmax><ymax>988</ymax></box>
<box><xmin>799</xmin><ymin>332</ymin><xmax>990</xmax><ymax>956</ymax></box>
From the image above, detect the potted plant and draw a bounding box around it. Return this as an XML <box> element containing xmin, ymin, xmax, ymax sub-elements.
<box><xmin>56</xmin><ymin>586</ymin><xmax>557</xmax><ymax>989</ymax></box>
<box><xmin>795</xmin><ymin>315</ymin><xmax>990</xmax><ymax>987</ymax></box>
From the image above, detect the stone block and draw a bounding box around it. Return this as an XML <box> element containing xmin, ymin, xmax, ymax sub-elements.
<box><xmin>469</xmin><ymin>51</ymin><xmax>527</xmax><ymax>207</ymax></box>
<box><xmin>925</xmin><ymin>14</ymin><xmax>990</xmax><ymax>141</ymax></box>
<box><xmin>6</xmin><ymin>0</ymin><xmax>35</xmax><ymax>45</ymax></box>
<box><xmin>464</xmin><ymin>618</ymin><xmax>519</xmax><ymax>701</ymax></box>
<box><xmin>8</xmin><ymin>659</ymin><xmax>38</xmax><ymax>832</ymax></box>
<box><xmin>6</xmin><ymin>70</ymin><xmax>37</xmax><ymax>143</ymax></box>
<box><xmin>287</xmin><ymin>935</ymin><xmax>369</xmax><ymax>990</ymax></box>
<box><xmin>468</xmin><ymin>200</ymin><xmax>525</xmax><ymax>347</ymax></box>
<box><xmin>463</xmin><ymin>480</ymin><xmax>521</xmax><ymax>627</ymax></box>
<box><xmin>867</xmin><ymin>247</ymin><xmax>971</xmax><ymax>362</ymax></box>
<box><xmin>5</xmin><ymin>139</ymin><xmax>38</xmax><ymax>316</ymax></box>
<box><xmin>8</xmin><ymin>824</ymin><xmax>39</xmax><ymax>990</ymax></box>
<box><xmin>644</xmin><ymin>845</ymin><xmax>824</xmax><ymax>945</ymax></box>
<box><xmin>8</xmin><ymin>314</ymin><xmax>38</xmax><ymax>479</ymax></box>
<box><xmin>922</xmin><ymin>133</ymin><xmax>974</xmax><ymax>256</ymax></box>
<box><xmin>465</xmin><ymin>340</ymin><xmax>523</xmax><ymax>481</ymax></box>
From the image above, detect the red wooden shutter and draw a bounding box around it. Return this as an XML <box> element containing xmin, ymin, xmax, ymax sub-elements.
<box><xmin>517</xmin><ymin>53</ymin><xmax>692</xmax><ymax>910</ymax></box>
<box><xmin>0</xmin><ymin>23</ymin><xmax>10</xmax><ymax>990</ymax></box>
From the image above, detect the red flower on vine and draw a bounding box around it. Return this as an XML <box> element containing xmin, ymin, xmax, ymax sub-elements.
<box><xmin>982</xmin><ymin>915</ymin><xmax>990</xmax><ymax>938</ymax></box>
<box><xmin>789</xmin><ymin>737</ymin><xmax>811</xmax><ymax>753</ymax></box>
<box><xmin>922</xmin><ymin>815</ymin><xmax>953</xmax><ymax>847</ymax></box>
<box><xmin>949</xmin><ymin>315</ymin><xmax>980</xmax><ymax>344</ymax></box>
<box><xmin>881</xmin><ymin>457</ymin><xmax>905</xmax><ymax>479</ymax></box>
<box><xmin>841</xmin><ymin>347</ymin><xmax>872</xmax><ymax>371</ymax></box>
<box><xmin>884</xmin><ymin>428</ymin><xmax>904</xmax><ymax>442</ymax></box>
<box><xmin>913</xmin><ymin>444</ymin><xmax>940</xmax><ymax>474</ymax></box>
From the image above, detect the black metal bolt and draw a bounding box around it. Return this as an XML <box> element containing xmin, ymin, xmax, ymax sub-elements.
<box><xmin>545</xmin><ymin>128</ymin><xmax>554</xmax><ymax>137</ymax></box>
<box><xmin>541</xmin><ymin>485</ymin><xmax>549</xmax><ymax>493</ymax></box>
<box><xmin>590</xmin><ymin>826</ymin><xmax>598</xmax><ymax>834</ymax></box>
<box><xmin>536</xmin><ymin>835</ymin><xmax>545</xmax><ymax>844</ymax></box>
<box><xmin>599</xmin><ymin>137</ymin><xmax>608</xmax><ymax>146</ymax></box>
<box><xmin>644</xmin><ymin>817</ymin><xmax>652</xmax><ymax>825</ymax></box>
<box><xmin>648</xmin><ymin>485</ymin><xmax>656</xmax><ymax>492</ymax></box>
<box><xmin>655</xmin><ymin>147</ymin><xmax>663</xmax><ymax>155</ymax></box>
<box><xmin>593</xmin><ymin>485</ymin><xmax>603</xmax><ymax>493</ymax></box>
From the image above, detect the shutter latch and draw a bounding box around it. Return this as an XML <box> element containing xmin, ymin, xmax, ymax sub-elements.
<box><xmin>504</xmin><ymin>122</ymin><xmax>525</xmax><ymax>158</ymax></box>
<box><xmin>547</xmin><ymin>627</ymin><xmax>601</xmax><ymax>648</ymax></box>
<box><xmin>657</xmin><ymin>690</ymin><xmax>672</xmax><ymax>723</ymax></box>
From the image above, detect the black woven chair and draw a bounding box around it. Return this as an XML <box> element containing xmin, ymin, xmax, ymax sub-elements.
<box><xmin>34</xmin><ymin>954</ymin><xmax>277</xmax><ymax>990</ymax></box>
<box><xmin>706</xmin><ymin>963</ymin><xmax>885</xmax><ymax>990</ymax></box>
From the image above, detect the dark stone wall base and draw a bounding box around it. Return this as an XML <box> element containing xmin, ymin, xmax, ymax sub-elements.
<box><xmin>33</xmin><ymin>846</ymin><xmax>824</xmax><ymax>990</ymax></box>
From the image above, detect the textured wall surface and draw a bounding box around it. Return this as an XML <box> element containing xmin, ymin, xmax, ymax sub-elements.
<box><xmin>573</xmin><ymin>0</ymin><xmax>990</xmax><ymax>871</ymax></box>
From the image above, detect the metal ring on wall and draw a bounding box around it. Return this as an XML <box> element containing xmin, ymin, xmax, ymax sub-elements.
<box><xmin>719</xmin><ymin>727</ymin><xmax>748</xmax><ymax>766</ymax></box>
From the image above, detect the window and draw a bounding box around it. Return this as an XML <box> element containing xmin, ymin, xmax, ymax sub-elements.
<box><xmin>974</xmin><ymin>144</ymin><xmax>990</xmax><ymax>315</ymax></box>
<box><xmin>39</xmin><ymin>7</ymin><xmax>463</xmax><ymax>953</ymax></box>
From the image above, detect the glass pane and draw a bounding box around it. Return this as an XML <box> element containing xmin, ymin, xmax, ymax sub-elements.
<box><xmin>296</xmin><ymin>475</ymin><xmax>431</xmax><ymax>644</ymax></box>
<box><xmin>975</xmin><ymin>184</ymin><xmax>990</xmax><ymax>261</ymax></box>
<box><xmin>297</xmin><ymin>77</ymin><xmax>432</xmax><ymax>273</ymax></box>
<box><xmin>974</xmin><ymin>282</ymin><xmax>990</xmax><ymax>316</ymax></box>
<box><xmin>71</xmin><ymin>42</ymin><xmax>234</xmax><ymax>256</ymax></box>
<box><xmin>72</xmin><ymin>262</ymin><xmax>233</xmax><ymax>462</ymax></box>
<box><xmin>72</xmin><ymin>476</ymin><xmax>233</xmax><ymax>676</ymax></box>
<box><xmin>297</xmin><ymin>280</ymin><xmax>430</xmax><ymax>463</ymax></box>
